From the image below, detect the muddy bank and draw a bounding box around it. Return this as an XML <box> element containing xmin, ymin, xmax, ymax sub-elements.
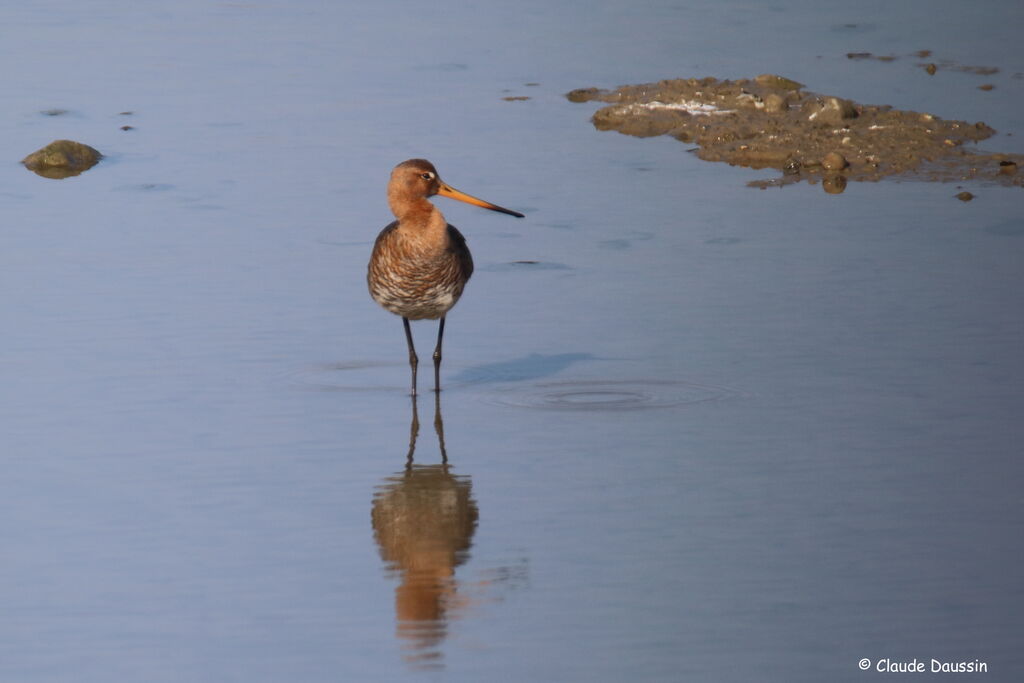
<box><xmin>567</xmin><ymin>75</ymin><xmax>1023</xmax><ymax>190</ymax></box>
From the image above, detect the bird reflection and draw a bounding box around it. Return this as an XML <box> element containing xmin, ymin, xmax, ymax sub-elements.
<box><xmin>371</xmin><ymin>394</ymin><xmax>478</xmax><ymax>668</ymax></box>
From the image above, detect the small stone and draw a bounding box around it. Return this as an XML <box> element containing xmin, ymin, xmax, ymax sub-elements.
<box><xmin>925</xmin><ymin>63</ymin><xmax>937</xmax><ymax>75</ymax></box>
<box><xmin>978</xmin><ymin>84</ymin><xmax>995</xmax><ymax>91</ymax></box>
<box><xmin>21</xmin><ymin>139</ymin><xmax>102</xmax><ymax>179</ymax></box>
<box><xmin>120</xmin><ymin>125</ymin><xmax>134</xmax><ymax>131</ymax></box>
<box><xmin>955</xmin><ymin>191</ymin><xmax>974</xmax><ymax>202</ymax></box>
<box><xmin>804</xmin><ymin>96</ymin><xmax>857</xmax><ymax>125</ymax></box>
<box><xmin>998</xmin><ymin>161</ymin><xmax>1018</xmax><ymax>175</ymax></box>
<box><xmin>783</xmin><ymin>158</ymin><xmax>801</xmax><ymax>175</ymax></box>
<box><xmin>763</xmin><ymin>93</ymin><xmax>788</xmax><ymax>114</ymax></box>
<box><xmin>822</xmin><ymin>152</ymin><xmax>849</xmax><ymax>171</ymax></box>
<box><xmin>754</xmin><ymin>74</ymin><xmax>803</xmax><ymax>91</ymax></box>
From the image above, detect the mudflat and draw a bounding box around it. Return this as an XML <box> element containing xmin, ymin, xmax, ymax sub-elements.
<box><xmin>569</xmin><ymin>74</ymin><xmax>1022</xmax><ymax>191</ymax></box>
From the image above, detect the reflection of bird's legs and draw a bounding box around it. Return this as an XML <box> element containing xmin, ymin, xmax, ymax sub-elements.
<box><xmin>433</xmin><ymin>391</ymin><xmax>447</xmax><ymax>464</ymax></box>
<box><xmin>406</xmin><ymin>395</ymin><xmax>420</xmax><ymax>468</ymax></box>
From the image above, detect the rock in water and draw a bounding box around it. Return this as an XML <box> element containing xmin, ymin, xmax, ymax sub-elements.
<box><xmin>22</xmin><ymin>139</ymin><xmax>103</xmax><ymax>179</ymax></box>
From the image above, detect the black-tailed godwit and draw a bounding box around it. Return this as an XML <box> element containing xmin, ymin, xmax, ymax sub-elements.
<box><xmin>367</xmin><ymin>159</ymin><xmax>523</xmax><ymax>395</ymax></box>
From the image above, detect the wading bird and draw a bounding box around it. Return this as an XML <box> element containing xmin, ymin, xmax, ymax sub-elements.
<box><xmin>367</xmin><ymin>159</ymin><xmax>523</xmax><ymax>395</ymax></box>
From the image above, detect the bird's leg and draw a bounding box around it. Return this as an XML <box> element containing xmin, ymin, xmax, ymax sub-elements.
<box><xmin>403</xmin><ymin>317</ymin><xmax>418</xmax><ymax>396</ymax></box>
<box><xmin>432</xmin><ymin>317</ymin><xmax>446</xmax><ymax>393</ymax></box>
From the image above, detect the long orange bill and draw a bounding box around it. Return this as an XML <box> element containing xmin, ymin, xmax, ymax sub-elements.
<box><xmin>438</xmin><ymin>183</ymin><xmax>524</xmax><ymax>218</ymax></box>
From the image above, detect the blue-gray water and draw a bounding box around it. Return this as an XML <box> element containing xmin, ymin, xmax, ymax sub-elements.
<box><xmin>2</xmin><ymin>1</ymin><xmax>1022</xmax><ymax>681</ymax></box>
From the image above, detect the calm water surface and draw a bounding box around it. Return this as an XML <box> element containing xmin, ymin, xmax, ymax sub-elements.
<box><xmin>1</xmin><ymin>1</ymin><xmax>1022</xmax><ymax>681</ymax></box>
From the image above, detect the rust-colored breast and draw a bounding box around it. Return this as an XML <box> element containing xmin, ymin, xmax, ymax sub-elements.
<box><xmin>368</xmin><ymin>223</ymin><xmax>474</xmax><ymax>320</ymax></box>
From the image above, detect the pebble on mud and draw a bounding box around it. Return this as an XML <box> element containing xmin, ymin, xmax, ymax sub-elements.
<box><xmin>955</xmin><ymin>191</ymin><xmax>974</xmax><ymax>202</ymax></box>
<box><xmin>763</xmin><ymin>93</ymin><xmax>788</xmax><ymax>114</ymax></box>
<box><xmin>754</xmin><ymin>74</ymin><xmax>803</xmax><ymax>91</ymax></box>
<box><xmin>822</xmin><ymin>152</ymin><xmax>849</xmax><ymax>171</ymax></box>
<box><xmin>21</xmin><ymin>139</ymin><xmax>103</xmax><ymax>179</ymax></box>
<box><xmin>805</xmin><ymin>96</ymin><xmax>858</xmax><ymax>126</ymax></box>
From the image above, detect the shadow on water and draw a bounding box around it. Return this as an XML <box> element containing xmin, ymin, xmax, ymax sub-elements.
<box><xmin>449</xmin><ymin>354</ymin><xmax>745</xmax><ymax>411</ymax></box>
<box><xmin>370</xmin><ymin>394</ymin><xmax>478</xmax><ymax>670</ymax></box>
<box><xmin>285</xmin><ymin>353</ymin><xmax>595</xmax><ymax>392</ymax></box>
<box><xmin>450</xmin><ymin>352</ymin><xmax>594</xmax><ymax>384</ymax></box>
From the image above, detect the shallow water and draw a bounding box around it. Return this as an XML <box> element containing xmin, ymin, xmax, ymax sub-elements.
<box><xmin>2</xmin><ymin>1</ymin><xmax>1023</xmax><ymax>681</ymax></box>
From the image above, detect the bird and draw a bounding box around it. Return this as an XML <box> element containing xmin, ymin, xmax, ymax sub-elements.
<box><xmin>367</xmin><ymin>159</ymin><xmax>524</xmax><ymax>395</ymax></box>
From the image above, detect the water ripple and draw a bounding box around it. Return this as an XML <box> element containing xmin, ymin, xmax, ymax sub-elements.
<box><xmin>487</xmin><ymin>379</ymin><xmax>743</xmax><ymax>411</ymax></box>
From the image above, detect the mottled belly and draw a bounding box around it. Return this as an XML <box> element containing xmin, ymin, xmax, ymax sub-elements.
<box><xmin>368</xmin><ymin>261</ymin><xmax>467</xmax><ymax>319</ymax></box>
<box><xmin>367</xmin><ymin>223</ymin><xmax>473</xmax><ymax>320</ymax></box>
<box><xmin>370</xmin><ymin>279</ymin><xmax>463</xmax><ymax>320</ymax></box>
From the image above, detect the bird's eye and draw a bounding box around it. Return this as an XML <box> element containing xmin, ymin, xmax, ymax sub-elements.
<box><xmin>420</xmin><ymin>172</ymin><xmax>435</xmax><ymax>180</ymax></box>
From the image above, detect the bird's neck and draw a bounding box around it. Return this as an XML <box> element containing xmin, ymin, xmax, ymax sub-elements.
<box><xmin>390</xmin><ymin>195</ymin><xmax>433</xmax><ymax>221</ymax></box>
<box><xmin>394</xmin><ymin>203</ymin><xmax>449</xmax><ymax>248</ymax></box>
